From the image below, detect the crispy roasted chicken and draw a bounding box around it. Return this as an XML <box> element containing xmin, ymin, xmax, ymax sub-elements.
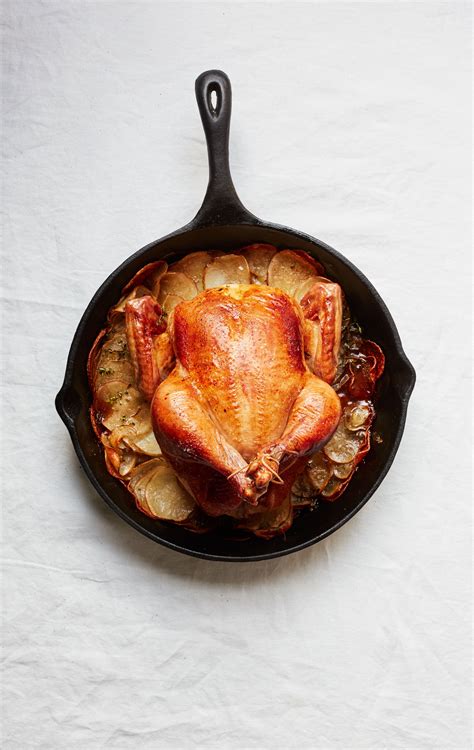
<box><xmin>125</xmin><ymin>274</ymin><xmax>342</xmax><ymax>518</ymax></box>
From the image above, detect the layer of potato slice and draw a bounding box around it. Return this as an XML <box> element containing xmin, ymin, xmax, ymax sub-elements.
<box><xmin>110</xmin><ymin>285</ymin><xmax>151</xmax><ymax>317</ymax></box>
<box><xmin>96</xmin><ymin>329</ymin><xmax>133</xmax><ymax>385</ymax></box>
<box><xmin>344</xmin><ymin>402</ymin><xmax>374</xmax><ymax>431</ymax></box>
<box><xmin>333</xmin><ymin>461</ymin><xmax>354</xmax><ymax>480</ymax></box>
<box><xmin>107</xmin><ymin>406</ymin><xmax>162</xmax><ymax>457</ymax></box>
<box><xmin>95</xmin><ymin>381</ymin><xmax>143</xmax><ymax>431</ymax></box>
<box><xmin>323</xmin><ymin>421</ymin><xmax>363</xmax><ymax>464</ymax></box>
<box><xmin>118</xmin><ymin>450</ymin><xmax>138</xmax><ymax>477</ymax></box>
<box><xmin>100</xmin><ymin>433</ymin><xmax>137</xmax><ymax>478</ymax></box>
<box><xmin>291</xmin><ymin>471</ymin><xmax>316</xmax><ymax>500</ymax></box>
<box><xmin>148</xmin><ymin>264</ymin><xmax>170</xmax><ymax>298</ymax></box>
<box><xmin>122</xmin><ymin>260</ymin><xmax>168</xmax><ymax>295</ymax></box>
<box><xmin>162</xmin><ymin>294</ymin><xmax>184</xmax><ymax>315</ymax></box>
<box><xmin>93</xmin><ymin>356</ymin><xmax>134</xmax><ymax>391</ymax></box>
<box><xmin>95</xmin><ymin>378</ymin><xmax>130</xmax><ymax>412</ymax></box>
<box><xmin>204</xmin><ymin>254</ymin><xmax>250</xmax><ymax>289</ymax></box>
<box><xmin>103</xmin><ymin>444</ymin><xmax>122</xmax><ymax>479</ymax></box>
<box><xmin>157</xmin><ymin>272</ymin><xmax>198</xmax><ymax>305</ymax></box>
<box><xmin>321</xmin><ymin>475</ymin><xmax>349</xmax><ymax>500</ymax></box>
<box><xmin>87</xmin><ymin>328</ymin><xmax>107</xmax><ymax>389</ymax></box>
<box><xmin>129</xmin><ymin>461</ymin><xmax>196</xmax><ymax>522</ymax></box>
<box><xmin>295</xmin><ymin>277</ymin><xmax>319</xmax><ymax>304</ymax></box>
<box><xmin>237</xmin><ymin>495</ymin><xmax>293</xmax><ymax>538</ymax></box>
<box><xmin>129</xmin><ymin>457</ymin><xmax>162</xmax><ymax>486</ymax></box>
<box><xmin>171</xmin><ymin>251</ymin><xmax>214</xmax><ymax>292</ymax></box>
<box><xmin>125</xmin><ymin>429</ymin><xmax>162</xmax><ymax>457</ymax></box>
<box><xmin>128</xmin><ymin>459</ymin><xmax>161</xmax><ymax>512</ymax></box>
<box><xmin>108</xmin><ymin>423</ymin><xmax>161</xmax><ymax>458</ymax></box>
<box><xmin>359</xmin><ymin>339</ymin><xmax>385</xmax><ymax>380</ymax></box>
<box><xmin>239</xmin><ymin>244</ymin><xmax>277</xmax><ymax>284</ymax></box>
<box><xmin>306</xmin><ymin>451</ymin><xmax>332</xmax><ymax>492</ymax></box>
<box><xmin>125</xmin><ymin>404</ymin><xmax>155</xmax><ymax>435</ymax></box>
<box><xmin>145</xmin><ymin>466</ymin><xmax>196</xmax><ymax>521</ymax></box>
<box><xmin>101</xmin><ymin>327</ymin><xmax>128</xmax><ymax>353</ymax></box>
<box><xmin>267</xmin><ymin>249</ymin><xmax>321</xmax><ymax>297</ymax></box>
<box><xmin>291</xmin><ymin>494</ymin><xmax>314</xmax><ymax>509</ymax></box>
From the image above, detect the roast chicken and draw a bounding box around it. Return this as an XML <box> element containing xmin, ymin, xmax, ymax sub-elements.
<box><xmin>89</xmin><ymin>246</ymin><xmax>385</xmax><ymax>535</ymax></box>
<box><xmin>125</xmin><ymin>274</ymin><xmax>342</xmax><ymax>518</ymax></box>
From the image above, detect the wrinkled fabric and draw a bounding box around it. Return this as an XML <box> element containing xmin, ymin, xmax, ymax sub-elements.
<box><xmin>1</xmin><ymin>2</ymin><xmax>471</xmax><ymax>748</ymax></box>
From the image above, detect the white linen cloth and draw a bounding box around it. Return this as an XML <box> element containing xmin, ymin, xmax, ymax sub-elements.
<box><xmin>1</xmin><ymin>2</ymin><xmax>471</xmax><ymax>748</ymax></box>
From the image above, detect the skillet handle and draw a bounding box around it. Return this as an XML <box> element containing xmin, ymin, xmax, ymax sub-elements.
<box><xmin>192</xmin><ymin>70</ymin><xmax>258</xmax><ymax>226</ymax></box>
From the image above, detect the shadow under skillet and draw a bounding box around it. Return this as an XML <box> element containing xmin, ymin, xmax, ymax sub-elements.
<box><xmin>71</xmin><ymin>452</ymin><xmax>377</xmax><ymax>588</ymax></box>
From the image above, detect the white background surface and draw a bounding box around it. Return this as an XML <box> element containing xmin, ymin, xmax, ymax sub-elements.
<box><xmin>1</xmin><ymin>2</ymin><xmax>472</xmax><ymax>748</ymax></box>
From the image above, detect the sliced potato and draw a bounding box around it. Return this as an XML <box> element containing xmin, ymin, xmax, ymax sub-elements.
<box><xmin>291</xmin><ymin>493</ymin><xmax>314</xmax><ymax>509</ymax></box>
<box><xmin>321</xmin><ymin>476</ymin><xmax>348</xmax><ymax>499</ymax></box>
<box><xmin>125</xmin><ymin>429</ymin><xmax>162</xmax><ymax>457</ymax></box>
<box><xmin>306</xmin><ymin>451</ymin><xmax>332</xmax><ymax>492</ymax></box>
<box><xmin>237</xmin><ymin>494</ymin><xmax>292</xmax><ymax>537</ymax></box>
<box><xmin>128</xmin><ymin>405</ymin><xmax>154</xmax><ymax>434</ymax></box>
<box><xmin>129</xmin><ymin>460</ymin><xmax>162</xmax><ymax>514</ymax></box>
<box><xmin>291</xmin><ymin>471</ymin><xmax>316</xmax><ymax>506</ymax></box>
<box><xmin>333</xmin><ymin>461</ymin><xmax>354</xmax><ymax>480</ymax></box>
<box><xmin>130</xmin><ymin>460</ymin><xmax>196</xmax><ymax>521</ymax></box>
<box><xmin>129</xmin><ymin>458</ymin><xmax>163</xmax><ymax>487</ymax></box>
<box><xmin>118</xmin><ymin>450</ymin><xmax>138</xmax><ymax>477</ymax></box>
<box><xmin>344</xmin><ymin>402</ymin><xmax>374</xmax><ymax>431</ymax></box>
<box><xmin>267</xmin><ymin>249</ymin><xmax>320</xmax><ymax>297</ymax></box>
<box><xmin>291</xmin><ymin>249</ymin><xmax>324</xmax><ymax>275</ymax></box>
<box><xmin>108</xmin><ymin>424</ymin><xmax>132</xmax><ymax>450</ymax></box>
<box><xmin>356</xmin><ymin>428</ymin><xmax>371</xmax><ymax>458</ymax></box>
<box><xmin>95</xmin><ymin>378</ymin><xmax>130</xmax><ymax>411</ymax></box>
<box><xmin>107</xmin><ymin>405</ymin><xmax>162</xmax><ymax>457</ymax></box>
<box><xmin>204</xmin><ymin>254</ymin><xmax>250</xmax><ymax>288</ymax></box>
<box><xmin>104</xmin><ymin>445</ymin><xmax>122</xmax><ymax>478</ymax></box>
<box><xmin>143</xmin><ymin>466</ymin><xmax>196</xmax><ymax>521</ymax></box>
<box><xmin>323</xmin><ymin>421</ymin><xmax>363</xmax><ymax>464</ymax></box>
<box><xmin>148</xmin><ymin>264</ymin><xmax>169</xmax><ymax>298</ymax></box>
<box><xmin>239</xmin><ymin>244</ymin><xmax>277</xmax><ymax>284</ymax></box>
<box><xmin>87</xmin><ymin>329</ymin><xmax>107</xmax><ymax>388</ymax></box>
<box><xmin>122</xmin><ymin>260</ymin><xmax>168</xmax><ymax>294</ymax></box>
<box><xmin>162</xmin><ymin>293</ymin><xmax>184</xmax><ymax>315</ymax></box>
<box><xmin>359</xmin><ymin>339</ymin><xmax>385</xmax><ymax>380</ymax></box>
<box><xmin>110</xmin><ymin>285</ymin><xmax>151</xmax><ymax>317</ymax></box>
<box><xmin>157</xmin><ymin>272</ymin><xmax>197</xmax><ymax>305</ymax></box>
<box><xmin>96</xmin><ymin>383</ymin><xmax>143</xmax><ymax>431</ymax></box>
<box><xmin>291</xmin><ymin>471</ymin><xmax>315</xmax><ymax>499</ymax></box>
<box><xmin>171</xmin><ymin>251</ymin><xmax>214</xmax><ymax>292</ymax></box>
<box><xmin>93</xmin><ymin>358</ymin><xmax>134</xmax><ymax>390</ymax></box>
<box><xmin>98</xmin><ymin>330</ymin><xmax>131</xmax><ymax>374</ymax></box>
<box><xmin>90</xmin><ymin>406</ymin><xmax>103</xmax><ymax>439</ymax></box>
<box><xmin>103</xmin><ymin>329</ymin><xmax>128</xmax><ymax>353</ymax></box>
<box><xmin>295</xmin><ymin>277</ymin><xmax>319</xmax><ymax>304</ymax></box>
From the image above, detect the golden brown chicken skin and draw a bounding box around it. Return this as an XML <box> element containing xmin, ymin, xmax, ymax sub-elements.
<box><xmin>150</xmin><ymin>285</ymin><xmax>341</xmax><ymax>517</ymax></box>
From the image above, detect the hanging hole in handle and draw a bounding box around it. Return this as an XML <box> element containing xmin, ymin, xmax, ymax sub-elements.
<box><xmin>207</xmin><ymin>84</ymin><xmax>222</xmax><ymax>119</ymax></box>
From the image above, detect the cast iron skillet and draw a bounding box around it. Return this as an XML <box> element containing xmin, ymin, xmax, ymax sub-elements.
<box><xmin>56</xmin><ymin>70</ymin><xmax>415</xmax><ymax>562</ymax></box>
